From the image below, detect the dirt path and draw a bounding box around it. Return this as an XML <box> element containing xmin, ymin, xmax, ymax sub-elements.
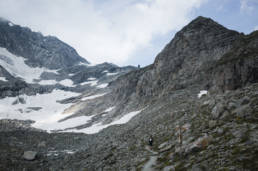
<box><xmin>142</xmin><ymin>146</ymin><xmax>158</xmax><ymax>171</ymax></box>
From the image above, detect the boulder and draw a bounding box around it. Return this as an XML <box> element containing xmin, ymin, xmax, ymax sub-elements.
<box><xmin>37</xmin><ymin>141</ymin><xmax>46</xmax><ymax>148</ymax></box>
<box><xmin>211</xmin><ymin>103</ymin><xmax>225</xmax><ymax>119</ymax></box>
<box><xmin>23</xmin><ymin>151</ymin><xmax>37</xmax><ymax>161</ymax></box>
<box><xmin>208</xmin><ymin>120</ymin><xmax>217</xmax><ymax>129</ymax></box>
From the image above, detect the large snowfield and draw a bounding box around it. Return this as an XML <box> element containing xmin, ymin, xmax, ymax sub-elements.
<box><xmin>0</xmin><ymin>47</ymin><xmax>143</xmax><ymax>134</ymax></box>
<box><xmin>0</xmin><ymin>89</ymin><xmax>80</xmax><ymax>131</ymax></box>
<box><xmin>0</xmin><ymin>89</ymin><xmax>142</xmax><ymax>134</ymax></box>
<box><xmin>63</xmin><ymin>109</ymin><xmax>142</xmax><ymax>134</ymax></box>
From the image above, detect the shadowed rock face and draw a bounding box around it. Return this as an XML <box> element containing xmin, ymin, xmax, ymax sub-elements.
<box><xmin>211</xmin><ymin>31</ymin><xmax>258</xmax><ymax>91</ymax></box>
<box><xmin>0</xmin><ymin>18</ymin><xmax>88</xmax><ymax>69</ymax></box>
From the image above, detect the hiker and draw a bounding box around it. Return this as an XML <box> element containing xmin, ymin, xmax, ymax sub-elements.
<box><xmin>149</xmin><ymin>136</ymin><xmax>153</xmax><ymax>146</ymax></box>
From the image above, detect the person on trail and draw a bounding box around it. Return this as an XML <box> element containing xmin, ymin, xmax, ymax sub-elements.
<box><xmin>149</xmin><ymin>136</ymin><xmax>153</xmax><ymax>146</ymax></box>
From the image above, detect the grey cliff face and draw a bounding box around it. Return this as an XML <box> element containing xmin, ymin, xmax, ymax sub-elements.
<box><xmin>110</xmin><ymin>17</ymin><xmax>257</xmax><ymax>107</ymax></box>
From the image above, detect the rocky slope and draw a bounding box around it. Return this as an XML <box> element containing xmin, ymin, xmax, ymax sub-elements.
<box><xmin>0</xmin><ymin>16</ymin><xmax>258</xmax><ymax>171</ymax></box>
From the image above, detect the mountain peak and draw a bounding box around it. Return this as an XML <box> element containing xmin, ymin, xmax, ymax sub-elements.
<box><xmin>191</xmin><ymin>16</ymin><xmax>214</xmax><ymax>24</ymax></box>
<box><xmin>165</xmin><ymin>16</ymin><xmax>240</xmax><ymax>50</ymax></box>
<box><xmin>181</xmin><ymin>16</ymin><xmax>232</xmax><ymax>33</ymax></box>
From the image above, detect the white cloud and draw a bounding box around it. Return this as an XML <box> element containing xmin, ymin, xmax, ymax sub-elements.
<box><xmin>255</xmin><ymin>26</ymin><xmax>258</xmax><ymax>31</ymax></box>
<box><xmin>240</xmin><ymin>0</ymin><xmax>256</xmax><ymax>13</ymax></box>
<box><xmin>0</xmin><ymin>0</ymin><xmax>205</xmax><ymax>65</ymax></box>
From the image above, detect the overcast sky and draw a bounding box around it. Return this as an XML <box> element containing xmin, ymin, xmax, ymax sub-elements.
<box><xmin>0</xmin><ymin>0</ymin><xmax>257</xmax><ymax>67</ymax></box>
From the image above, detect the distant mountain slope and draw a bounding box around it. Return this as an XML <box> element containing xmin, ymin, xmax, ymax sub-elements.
<box><xmin>0</xmin><ymin>17</ymin><xmax>88</xmax><ymax>69</ymax></box>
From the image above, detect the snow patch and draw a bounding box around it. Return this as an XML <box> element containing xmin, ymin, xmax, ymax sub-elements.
<box><xmin>97</xmin><ymin>83</ymin><xmax>108</xmax><ymax>88</ymax></box>
<box><xmin>0</xmin><ymin>77</ymin><xmax>7</xmax><ymax>82</ymax></box>
<box><xmin>0</xmin><ymin>47</ymin><xmax>58</xmax><ymax>83</ymax></box>
<box><xmin>45</xmin><ymin>69</ymin><xmax>59</xmax><ymax>75</ymax></box>
<box><xmin>80</xmin><ymin>77</ymin><xmax>98</xmax><ymax>86</ymax></box>
<box><xmin>8</xmin><ymin>22</ymin><xmax>14</xmax><ymax>26</ymax></box>
<box><xmin>78</xmin><ymin>62</ymin><xmax>88</xmax><ymax>66</ymax></box>
<box><xmin>198</xmin><ymin>90</ymin><xmax>208</xmax><ymax>98</ymax></box>
<box><xmin>38</xmin><ymin>79</ymin><xmax>75</xmax><ymax>87</ymax></box>
<box><xmin>47</xmin><ymin>149</ymin><xmax>76</xmax><ymax>156</ymax></box>
<box><xmin>59</xmin><ymin>79</ymin><xmax>75</xmax><ymax>87</ymax></box>
<box><xmin>0</xmin><ymin>89</ymin><xmax>80</xmax><ymax>132</ymax></box>
<box><xmin>80</xmin><ymin>80</ymin><xmax>98</xmax><ymax>86</ymax></box>
<box><xmin>66</xmin><ymin>109</ymin><xmax>142</xmax><ymax>134</ymax></box>
<box><xmin>87</xmin><ymin>77</ymin><xmax>96</xmax><ymax>81</ymax></box>
<box><xmin>106</xmin><ymin>72</ymin><xmax>118</xmax><ymax>76</ymax></box>
<box><xmin>79</xmin><ymin>62</ymin><xmax>96</xmax><ymax>67</ymax></box>
<box><xmin>81</xmin><ymin>93</ymin><xmax>106</xmax><ymax>101</ymax></box>
<box><xmin>63</xmin><ymin>150</ymin><xmax>76</xmax><ymax>154</ymax></box>
<box><xmin>49</xmin><ymin>115</ymin><xmax>94</xmax><ymax>130</ymax></box>
<box><xmin>68</xmin><ymin>73</ymin><xmax>75</xmax><ymax>77</ymax></box>
<box><xmin>38</xmin><ymin>80</ymin><xmax>58</xmax><ymax>85</ymax></box>
<box><xmin>104</xmin><ymin>106</ymin><xmax>115</xmax><ymax>113</ymax></box>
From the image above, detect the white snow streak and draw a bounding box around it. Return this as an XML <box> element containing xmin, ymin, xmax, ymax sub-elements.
<box><xmin>38</xmin><ymin>79</ymin><xmax>75</xmax><ymax>87</ymax></box>
<box><xmin>0</xmin><ymin>77</ymin><xmax>7</xmax><ymax>82</ymax></box>
<box><xmin>38</xmin><ymin>80</ymin><xmax>58</xmax><ymax>85</ymax></box>
<box><xmin>81</xmin><ymin>93</ymin><xmax>106</xmax><ymax>101</ymax></box>
<box><xmin>97</xmin><ymin>83</ymin><xmax>108</xmax><ymax>88</ymax></box>
<box><xmin>59</xmin><ymin>79</ymin><xmax>75</xmax><ymax>87</ymax></box>
<box><xmin>0</xmin><ymin>47</ymin><xmax>58</xmax><ymax>83</ymax></box>
<box><xmin>87</xmin><ymin>77</ymin><xmax>96</xmax><ymax>81</ymax></box>
<box><xmin>104</xmin><ymin>106</ymin><xmax>115</xmax><ymax>113</ymax></box>
<box><xmin>49</xmin><ymin>115</ymin><xmax>94</xmax><ymax>130</ymax></box>
<box><xmin>106</xmin><ymin>72</ymin><xmax>118</xmax><ymax>76</ymax></box>
<box><xmin>80</xmin><ymin>80</ymin><xmax>98</xmax><ymax>86</ymax></box>
<box><xmin>198</xmin><ymin>90</ymin><xmax>208</xmax><ymax>98</ymax></box>
<box><xmin>66</xmin><ymin>109</ymin><xmax>142</xmax><ymax>134</ymax></box>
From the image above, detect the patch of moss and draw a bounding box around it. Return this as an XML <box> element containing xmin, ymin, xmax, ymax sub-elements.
<box><xmin>217</xmin><ymin>167</ymin><xmax>231</xmax><ymax>171</ymax></box>
<box><xmin>136</xmin><ymin>159</ymin><xmax>148</xmax><ymax>171</ymax></box>
<box><xmin>174</xmin><ymin>162</ymin><xmax>186</xmax><ymax>171</ymax></box>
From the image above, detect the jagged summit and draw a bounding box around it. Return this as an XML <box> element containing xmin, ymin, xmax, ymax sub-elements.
<box><xmin>176</xmin><ymin>16</ymin><xmax>238</xmax><ymax>37</ymax></box>
<box><xmin>174</xmin><ymin>16</ymin><xmax>240</xmax><ymax>45</ymax></box>
<box><xmin>183</xmin><ymin>16</ymin><xmax>224</xmax><ymax>30</ymax></box>
<box><xmin>154</xmin><ymin>16</ymin><xmax>240</xmax><ymax>77</ymax></box>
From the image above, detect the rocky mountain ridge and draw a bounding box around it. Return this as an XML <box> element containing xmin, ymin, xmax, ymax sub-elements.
<box><xmin>0</xmin><ymin>17</ymin><xmax>88</xmax><ymax>69</ymax></box>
